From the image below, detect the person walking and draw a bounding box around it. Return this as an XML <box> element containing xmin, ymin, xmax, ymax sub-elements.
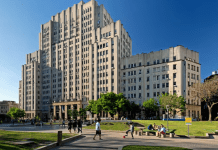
<box><xmin>78</xmin><ymin>119</ymin><xmax>83</xmax><ymax>133</ymax></box>
<box><xmin>93</xmin><ymin>119</ymin><xmax>102</xmax><ymax>140</ymax></box>
<box><xmin>73</xmin><ymin>119</ymin><xmax>77</xmax><ymax>133</ymax></box>
<box><xmin>125</xmin><ymin>122</ymin><xmax>134</xmax><ymax>139</ymax></box>
<box><xmin>68</xmin><ymin>120</ymin><xmax>72</xmax><ymax>133</ymax></box>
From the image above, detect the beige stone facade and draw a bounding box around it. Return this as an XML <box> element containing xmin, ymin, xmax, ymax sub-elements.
<box><xmin>19</xmin><ymin>0</ymin><xmax>132</xmax><ymax>120</ymax></box>
<box><xmin>0</xmin><ymin>100</ymin><xmax>19</xmax><ymax>115</ymax></box>
<box><xmin>120</xmin><ymin>45</ymin><xmax>201</xmax><ymax>119</ymax></box>
<box><xmin>19</xmin><ymin>0</ymin><xmax>201</xmax><ymax>120</ymax></box>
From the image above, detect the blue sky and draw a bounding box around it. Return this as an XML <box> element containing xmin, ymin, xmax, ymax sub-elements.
<box><xmin>0</xmin><ymin>0</ymin><xmax>218</xmax><ymax>103</ymax></box>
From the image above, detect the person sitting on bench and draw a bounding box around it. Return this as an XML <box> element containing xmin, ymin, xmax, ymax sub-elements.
<box><xmin>147</xmin><ymin>124</ymin><xmax>154</xmax><ymax>130</ymax></box>
<box><xmin>159</xmin><ymin>125</ymin><xmax>166</xmax><ymax>138</ymax></box>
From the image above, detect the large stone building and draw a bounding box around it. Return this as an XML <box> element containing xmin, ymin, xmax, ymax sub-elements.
<box><xmin>19</xmin><ymin>0</ymin><xmax>132</xmax><ymax>120</ymax></box>
<box><xmin>19</xmin><ymin>0</ymin><xmax>201</xmax><ymax>120</ymax></box>
<box><xmin>120</xmin><ymin>45</ymin><xmax>201</xmax><ymax>119</ymax></box>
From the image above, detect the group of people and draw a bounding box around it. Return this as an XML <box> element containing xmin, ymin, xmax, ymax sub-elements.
<box><xmin>67</xmin><ymin>119</ymin><xmax>83</xmax><ymax>134</ymax></box>
<box><xmin>147</xmin><ymin>123</ymin><xmax>166</xmax><ymax>137</ymax></box>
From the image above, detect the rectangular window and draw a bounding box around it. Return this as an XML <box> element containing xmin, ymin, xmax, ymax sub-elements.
<box><xmin>153</xmin><ymin>60</ymin><xmax>156</xmax><ymax>65</ymax></box>
<box><xmin>162</xmin><ymin>74</ymin><xmax>165</xmax><ymax>80</ymax></box>
<box><xmin>173</xmin><ymin>64</ymin><xmax>176</xmax><ymax>70</ymax></box>
<box><xmin>197</xmin><ymin>67</ymin><xmax>199</xmax><ymax>72</ymax></box>
<box><xmin>157</xmin><ymin>84</ymin><xmax>160</xmax><ymax>88</ymax></box>
<box><xmin>147</xmin><ymin>93</ymin><xmax>149</xmax><ymax>97</ymax></box>
<box><xmin>162</xmin><ymin>83</ymin><xmax>165</xmax><ymax>88</ymax></box>
<box><xmin>147</xmin><ymin>62</ymin><xmax>150</xmax><ymax>66</ymax></box>
<box><xmin>162</xmin><ymin>58</ymin><xmax>165</xmax><ymax>63</ymax></box>
<box><xmin>139</xmin><ymin>62</ymin><xmax>141</xmax><ymax>66</ymax></box>
<box><xmin>173</xmin><ymin>73</ymin><xmax>176</xmax><ymax>78</ymax></box>
<box><xmin>166</xmin><ymin>83</ymin><xmax>169</xmax><ymax>87</ymax></box>
<box><xmin>147</xmin><ymin>69</ymin><xmax>149</xmax><ymax>74</ymax></box>
<box><xmin>174</xmin><ymin>82</ymin><xmax>176</xmax><ymax>86</ymax></box>
<box><xmin>147</xmin><ymin>77</ymin><xmax>149</xmax><ymax>81</ymax></box>
<box><xmin>153</xmin><ymin>92</ymin><xmax>156</xmax><ymax>97</ymax></box>
<box><xmin>147</xmin><ymin>85</ymin><xmax>149</xmax><ymax>90</ymax></box>
<box><xmin>157</xmin><ymin>60</ymin><xmax>160</xmax><ymax>64</ymax></box>
<box><xmin>166</xmin><ymin>58</ymin><xmax>169</xmax><ymax>62</ymax></box>
<box><xmin>173</xmin><ymin>56</ymin><xmax>176</xmax><ymax>61</ymax></box>
<box><xmin>139</xmin><ymin>78</ymin><xmax>141</xmax><ymax>82</ymax></box>
<box><xmin>153</xmin><ymin>84</ymin><xmax>156</xmax><ymax>89</ymax></box>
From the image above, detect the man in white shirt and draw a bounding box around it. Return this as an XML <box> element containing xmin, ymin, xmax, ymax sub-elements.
<box><xmin>93</xmin><ymin>119</ymin><xmax>102</xmax><ymax>140</ymax></box>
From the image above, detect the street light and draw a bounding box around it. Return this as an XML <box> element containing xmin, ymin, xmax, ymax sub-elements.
<box><xmin>166</xmin><ymin>105</ymin><xmax>170</xmax><ymax>131</ymax></box>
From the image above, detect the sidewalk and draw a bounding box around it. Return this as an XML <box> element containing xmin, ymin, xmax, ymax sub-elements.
<box><xmin>50</xmin><ymin>129</ymin><xmax>218</xmax><ymax>150</ymax></box>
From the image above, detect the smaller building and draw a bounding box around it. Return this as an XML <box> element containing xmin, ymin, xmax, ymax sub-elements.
<box><xmin>0</xmin><ymin>100</ymin><xmax>19</xmax><ymax>115</ymax></box>
<box><xmin>0</xmin><ymin>100</ymin><xmax>19</xmax><ymax>122</ymax></box>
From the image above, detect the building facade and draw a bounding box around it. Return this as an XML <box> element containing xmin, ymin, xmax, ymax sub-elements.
<box><xmin>19</xmin><ymin>0</ymin><xmax>132</xmax><ymax>120</ymax></box>
<box><xmin>120</xmin><ymin>45</ymin><xmax>201</xmax><ymax>119</ymax></box>
<box><xmin>0</xmin><ymin>100</ymin><xmax>19</xmax><ymax>115</ymax></box>
<box><xmin>19</xmin><ymin>0</ymin><xmax>201</xmax><ymax>120</ymax></box>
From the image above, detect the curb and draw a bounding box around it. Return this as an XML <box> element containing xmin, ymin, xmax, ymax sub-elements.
<box><xmin>34</xmin><ymin>135</ymin><xmax>82</xmax><ymax>150</ymax></box>
<box><xmin>118</xmin><ymin>145</ymin><xmax>125</xmax><ymax>150</ymax></box>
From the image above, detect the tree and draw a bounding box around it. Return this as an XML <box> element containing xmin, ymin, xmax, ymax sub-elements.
<box><xmin>130</xmin><ymin>102</ymin><xmax>141</xmax><ymax>119</ymax></box>
<box><xmin>35</xmin><ymin>115</ymin><xmax>41</xmax><ymax>122</ymax></box>
<box><xmin>72</xmin><ymin>109</ymin><xmax>78</xmax><ymax>120</ymax></box>
<box><xmin>86</xmin><ymin>92</ymin><xmax>131</xmax><ymax>118</ymax></box>
<box><xmin>7</xmin><ymin>107</ymin><xmax>25</xmax><ymax>120</ymax></box>
<box><xmin>159</xmin><ymin>93</ymin><xmax>186</xmax><ymax>117</ymax></box>
<box><xmin>190</xmin><ymin>76</ymin><xmax>218</xmax><ymax>121</ymax></box>
<box><xmin>79</xmin><ymin>108</ymin><xmax>86</xmax><ymax>120</ymax></box>
<box><xmin>98</xmin><ymin>92</ymin><xmax>131</xmax><ymax>117</ymax></box>
<box><xmin>67</xmin><ymin>109</ymin><xmax>72</xmax><ymax>119</ymax></box>
<box><xmin>143</xmin><ymin>98</ymin><xmax>159</xmax><ymax>117</ymax></box>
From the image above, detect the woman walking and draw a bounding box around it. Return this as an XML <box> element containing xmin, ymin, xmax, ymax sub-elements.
<box><xmin>68</xmin><ymin>120</ymin><xmax>72</xmax><ymax>133</ymax></box>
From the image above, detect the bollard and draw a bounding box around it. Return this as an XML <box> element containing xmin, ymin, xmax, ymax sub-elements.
<box><xmin>57</xmin><ymin>131</ymin><xmax>62</xmax><ymax>146</ymax></box>
<box><xmin>170</xmin><ymin>133</ymin><xmax>174</xmax><ymax>138</ymax></box>
<box><xmin>145</xmin><ymin>132</ymin><xmax>149</xmax><ymax>136</ymax></box>
<box><xmin>138</xmin><ymin>131</ymin><xmax>142</xmax><ymax>136</ymax></box>
<box><xmin>134</xmin><ymin>130</ymin><xmax>138</xmax><ymax>135</ymax></box>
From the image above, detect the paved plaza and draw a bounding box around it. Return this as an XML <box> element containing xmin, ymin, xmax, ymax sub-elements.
<box><xmin>1</xmin><ymin>125</ymin><xmax>218</xmax><ymax>150</ymax></box>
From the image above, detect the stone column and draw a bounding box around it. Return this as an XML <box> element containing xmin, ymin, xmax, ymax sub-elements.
<box><xmin>65</xmin><ymin>105</ymin><xmax>67</xmax><ymax>120</ymax></box>
<box><xmin>59</xmin><ymin>105</ymin><xmax>62</xmax><ymax>120</ymax></box>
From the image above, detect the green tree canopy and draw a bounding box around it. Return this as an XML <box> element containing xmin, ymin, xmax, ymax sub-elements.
<box><xmin>159</xmin><ymin>93</ymin><xmax>186</xmax><ymax>114</ymax></box>
<box><xmin>67</xmin><ymin>109</ymin><xmax>72</xmax><ymax>118</ymax></box>
<box><xmin>72</xmin><ymin>109</ymin><xmax>79</xmax><ymax>119</ymax></box>
<box><xmin>129</xmin><ymin>102</ymin><xmax>141</xmax><ymax>119</ymax></box>
<box><xmin>79</xmin><ymin>108</ymin><xmax>86</xmax><ymax>120</ymax></box>
<box><xmin>143</xmin><ymin>98</ymin><xmax>159</xmax><ymax>118</ymax></box>
<box><xmin>7</xmin><ymin>107</ymin><xmax>25</xmax><ymax>120</ymax></box>
<box><xmin>86</xmin><ymin>92</ymin><xmax>131</xmax><ymax>117</ymax></box>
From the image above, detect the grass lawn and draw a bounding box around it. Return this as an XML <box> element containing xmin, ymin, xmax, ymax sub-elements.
<box><xmin>84</xmin><ymin>120</ymin><xmax>218</xmax><ymax>136</ymax></box>
<box><xmin>0</xmin><ymin>130</ymin><xmax>76</xmax><ymax>150</ymax></box>
<box><xmin>134</xmin><ymin>120</ymin><xmax>218</xmax><ymax>136</ymax></box>
<box><xmin>83</xmin><ymin>122</ymin><xmax>131</xmax><ymax>131</ymax></box>
<box><xmin>122</xmin><ymin>145</ymin><xmax>191</xmax><ymax>150</ymax></box>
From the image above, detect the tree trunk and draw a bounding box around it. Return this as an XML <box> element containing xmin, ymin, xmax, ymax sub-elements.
<box><xmin>208</xmin><ymin>106</ymin><xmax>212</xmax><ymax>121</ymax></box>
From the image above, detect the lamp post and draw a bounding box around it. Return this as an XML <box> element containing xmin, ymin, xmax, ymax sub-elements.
<box><xmin>166</xmin><ymin>105</ymin><xmax>169</xmax><ymax>131</ymax></box>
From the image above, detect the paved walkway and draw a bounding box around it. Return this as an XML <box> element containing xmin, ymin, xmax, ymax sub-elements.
<box><xmin>1</xmin><ymin>125</ymin><xmax>218</xmax><ymax>150</ymax></box>
<box><xmin>50</xmin><ymin>129</ymin><xmax>218</xmax><ymax>150</ymax></box>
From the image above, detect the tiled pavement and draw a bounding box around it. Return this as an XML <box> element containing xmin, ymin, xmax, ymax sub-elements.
<box><xmin>1</xmin><ymin>125</ymin><xmax>218</xmax><ymax>150</ymax></box>
<box><xmin>51</xmin><ymin>129</ymin><xmax>218</xmax><ymax>150</ymax></box>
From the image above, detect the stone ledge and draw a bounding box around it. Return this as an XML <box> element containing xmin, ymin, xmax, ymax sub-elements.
<box><xmin>34</xmin><ymin>135</ymin><xmax>81</xmax><ymax>150</ymax></box>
